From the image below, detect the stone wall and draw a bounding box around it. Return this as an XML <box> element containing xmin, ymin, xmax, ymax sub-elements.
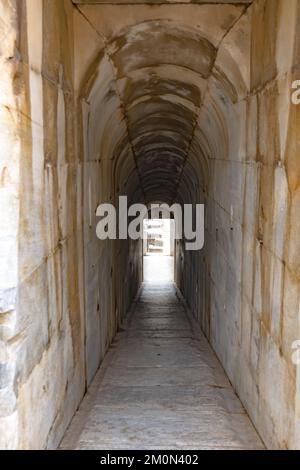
<box><xmin>0</xmin><ymin>0</ymin><xmax>86</xmax><ymax>449</ymax></box>
<box><xmin>178</xmin><ymin>0</ymin><xmax>300</xmax><ymax>450</ymax></box>
<box><xmin>0</xmin><ymin>0</ymin><xmax>142</xmax><ymax>449</ymax></box>
<box><xmin>0</xmin><ymin>0</ymin><xmax>22</xmax><ymax>449</ymax></box>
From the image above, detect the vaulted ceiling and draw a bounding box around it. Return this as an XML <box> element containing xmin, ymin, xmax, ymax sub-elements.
<box><xmin>75</xmin><ymin>1</ymin><xmax>251</xmax><ymax>203</ymax></box>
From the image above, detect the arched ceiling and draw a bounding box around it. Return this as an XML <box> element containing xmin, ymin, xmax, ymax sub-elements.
<box><xmin>75</xmin><ymin>1</ymin><xmax>251</xmax><ymax>204</ymax></box>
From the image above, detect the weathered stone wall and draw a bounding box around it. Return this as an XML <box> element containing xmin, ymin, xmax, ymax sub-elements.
<box><xmin>0</xmin><ymin>0</ymin><xmax>142</xmax><ymax>449</ymax></box>
<box><xmin>73</xmin><ymin>6</ymin><xmax>143</xmax><ymax>386</ymax></box>
<box><xmin>0</xmin><ymin>0</ymin><xmax>22</xmax><ymax>449</ymax></box>
<box><xmin>0</xmin><ymin>0</ymin><xmax>86</xmax><ymax>449</ymax></box>
<box><xmin>177</xmin><ymin>0</ymin><xmax>300</xmax><ymax>450</ymax></box>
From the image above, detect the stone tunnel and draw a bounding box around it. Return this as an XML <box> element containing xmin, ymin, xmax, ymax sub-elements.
<box><xmin>0</xmin><ymin>0</ymin><xmax>300</xmax><ymax>450</ymax></box>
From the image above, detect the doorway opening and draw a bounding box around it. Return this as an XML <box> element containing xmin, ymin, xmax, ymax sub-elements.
<box><xmin>143</xmin><ymin>219</ymin><xmax>175</xmax><ymax>283</ymax></box>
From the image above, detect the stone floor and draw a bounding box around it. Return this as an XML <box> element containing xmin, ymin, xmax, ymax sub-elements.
<box><xmin>60</xmin><ymin>277</ymin><xmax>264</xmax><ymax>449</ymax></box>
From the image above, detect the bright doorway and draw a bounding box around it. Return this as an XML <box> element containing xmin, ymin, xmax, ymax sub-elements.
<box><xmin>143</xmin><ymin>219</ymin><xmax>175</xmax><ymax>283</ymax></box>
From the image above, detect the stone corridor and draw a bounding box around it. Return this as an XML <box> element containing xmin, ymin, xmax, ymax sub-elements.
<box><xmin>1</xmin><ymin>0</ymin><xmax>300</xmax><ymax>450</ymax></box>
<box><xmin>61</xmin><ymin>278</ymin><xmax>264</xmax><ymax>450</ymax></box>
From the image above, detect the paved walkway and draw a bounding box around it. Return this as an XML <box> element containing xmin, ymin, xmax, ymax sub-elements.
<box><xmin>60</xmin><ymin>281</ymin><xmax>264</xmax><ymax>450</ymax></box>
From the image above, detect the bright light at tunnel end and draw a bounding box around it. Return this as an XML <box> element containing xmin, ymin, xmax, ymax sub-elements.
<box><xmin>95</xmin><ymin>196</ymin><xmax>205</xmax><ymax>251</ymax></box>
